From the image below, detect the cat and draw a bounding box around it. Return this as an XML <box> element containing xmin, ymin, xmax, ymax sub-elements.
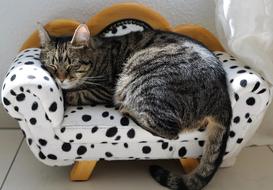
<box><xmin>38</xmin><ymin>23</ymin><xmax>232</xmax><ymax>190</ymax></box>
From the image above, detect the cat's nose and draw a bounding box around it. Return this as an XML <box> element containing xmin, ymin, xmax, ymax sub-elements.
<box><xmin>58</xmin><ymin>73</ymin><xmax>66</xmax><ymax>83</ymax></box>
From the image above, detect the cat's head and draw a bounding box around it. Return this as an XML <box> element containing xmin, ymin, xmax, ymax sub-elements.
<box><xmin>38</xmin><ymin>23</ymin><xmax>95</xmax><ymax>89</ymax></box>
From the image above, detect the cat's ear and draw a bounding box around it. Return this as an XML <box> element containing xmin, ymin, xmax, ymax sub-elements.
<box><xmin>37</xmin><ymin>22</ymin><xmax>51</xmax><ymax>47</ymax></box>
<box><xmin>71</xmin><ymin>24</ymin><xmax>94</xmax><ymax>48</ymax></box>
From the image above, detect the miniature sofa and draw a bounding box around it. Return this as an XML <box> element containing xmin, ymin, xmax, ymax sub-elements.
<box><xmin>1</xmin><ymin>3</ymin><xmax>272</xmax><ymax>180</ymax></box>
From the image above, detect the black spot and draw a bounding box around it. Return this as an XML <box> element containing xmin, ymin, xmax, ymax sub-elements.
<box><xmin>237</xmin><ymin>70</ymin><xmax>247</xmax><ymax>74</ymax></box>
<box><xmin>76</xmin><ymin>133</ymin><xmax>82</xmax><ymax>139</ymax></box>
<box><xmin>24</xmin><ymin>61</ymin><xmax>34</xmax><ymax>65</ymax></box>
<box><xmin>82</xmin><ymin>114</ymin><xmax>91</xmax><ymax>122</ymax></box>
<box><xmin>14</xmin><ymin>106</ymin><xmax>19</xmax><ymax>112</ymax></box>
<box><xmin>38</xmin><ymin>139</ymin><xmax>47</xmax><ymax>146</ymax></box>
<box><xmin>50</xmin><ymin>88</ymin><xmax>53</xmax><ymax>92</ymax></box>
<box><xmin>29</xmin><ymin>118</ymin><xmax>37</xmax><ymax>125</ymax></box>
<box><xmin>90</xmin><ymin>144</ymin><xmax>95</xmax><ymax>148</ymax></box>
<box><xmin>49</xmin><ymin>102</ymin><xmax>57</xmax><ymax>112</ymax></box>
<box><xmin>246</xmin><ymin>97</ymin><xmax>255</xmax><ymax>106</ymax></box>
<box><xmin>229</xmin><ymin>131</ymin><xmax>235</xmax><ymax>138</ymax></box>
<box><xmin>247</xmin><ymin>118</ymin><xmax>252</xmax><ymax>123</ymax></box>
<box><xmin>142</xmin><ymin>146</ymin><xmax>151</xmax><ymax>154</ymax></box>
<box><xmin>62</xmin><ymin>143</ymin><xmax>71</xmax><ymax>152</ymax></box>
<box><xmin>10</xmin><ymin>74</ymin><xmax>16</xmax><ymax>81</ymax></box>
<box><xmin>38</xmin><ymin>151</ymin><xmax>46</xmax><ymax>160</ymax></box>
<box><xmin>244</xmin><ymin>65</ymin><xmax>251</xmax><ymax>69</ymax></box>
<box><xmin>111</xmin><ymin>27</ymin><xmax>117</xmax><ymax>34</ymax></box>
<box><xmin>178</xmin><ymin>147</ymin><xmax>187</xmax><ymax>157</ymax></box>
<box><xmin>230</xmin><ymin>65</ymin><xmax>238</xmax><ymax>69</ymax></box>
<box><xmin>27</xmin><ymin>75</ymin><xmax>36</xmax><ymax>79</ymax></box>
<box><xmin>105</xmin><ymin>152</ymin><xmax>113</xmax><ymax>157</ymax></box>
<box><xmin>124</xmin><ymin>143</ymin><xmax>128</xmax><ymax>148</ymax></box>
<box><xmin>102</xmin><ymin>111</ymin><xmax>109</xmax><ymax>117</ymax></box>
<box><xmin>60</xmin><ymin>127</ymin><xmax>66</xmax><ymax>133</ymax></box>
<box><xmin>198</xmin><ymin>140</ymin><xmax>205</xmax><ymax>147</ymax></box>
<box><xmin>240</xmin><ymin>79</ymin><xmax>247</xmax><ymax>87</ymax></box>
<box><xmin>251</xmin><ymin>82</ymin><xmax>260</xmax><ymax>92</ymax></box>
<box><xmin>28</xmin><ymin>138</ymin><xmax>32</xmax><ymax>145</ymax></box>
<box><xmin>77</xmin><ymin>146</ymin><xmax>87</xmax><ymax>155</ymax></box>
<box><xmin>230</xmin><ymin>79</ymin><xmax>234</xmax><ymax>83</ymax></box>
<box><xmin>127</xmin><ymin>128</ymin><xmax>135</xmax><ymax>138</ymax></box>
<box><xmin>245</xmin><ymin>113</ymin><xmax>250</xmax><ymax>118</ymax></box>
<box><xmin>115</xmin><ymin>136</ymin><xmax>121</xmax><ymax>141</ymax></box>
<box><xmin>139</xmin><ymin>141</ymin><xmax>147</xmax><ymax>143</ymax></box>
<box><xmin>77</xmin><ymin>106</ymin><xmax>83</xmax><ymax>110</ymax></box>
<box><xmin>47</xmin><ymin>154</ymin><xmax>57</xmax><ymax>160</ymax></box>
<box><xmin>258</xmin><ymin>89</ymin><xmax>266</xmax><ymax>94</ymax></box>
<box><xmin>234</xmin><ymin>93</ymin><xmax>239</xmax><ymax>101</ymax></box>
<box><xmin>110</xmin><ymin>116</ymin><xmax>114</xmax><ymax>120</ymax></box>
<box><xmin>54</xmin><ymin>135</ymin><xmax>59</xmax><ymax>140</ymax></box>
<box><xmin>20</xmin><ymin>87</ymin><xmax>24</xmax><ymax>92</ymax></box>
<box><xmin>3</xmin><ymin>97</ymin><xmax>10</xmax><ymax>105</ymax></box>
<box><xmin>120</xmin><ymin>117</ymin><xmax>130</xmax><ymax>126</ymax></box>
<box><xmin>37</xmin><ymin>85</ymin><xmax>42</xmax><ymax>89</ymax></box>
<box><xmin>92</xmin><ymin>126</ymin><xmax>98</xmax><ymax>133</ymax></box>
<box><xmin>106</xmin><ymin>127</ymin><xmax>118</xmax><ymax>137</ymax></box>
<box><xmin>233</xmin><ymin>116</ymin><xmax>240</xmax><ymax>124</ymax></box>
<box><xmin>71</xmin><ymin>110</ymin><xmax>76</xmax><ymax>113</ymax></box>
<box><xmin>16</xmin><ymin>93</ymin><xmax>25</xmax><ymax>101</ymax></box>
<box><xmin>122</xmin><ymin>25</ymin><xmax>127</xmax><ymax>29</ymax></box>
<box><xmin>223</xmin><ymin>60</ymin><xmax>228</xmax><ymax>62</ymax></box>
<box><xmin>44</xmin><ymin>76</ymin><xmax>49</xmax><ymax>81</ymax></box>
<box><xmin>237</xmin><ymin>138</ymin><xmax>243</xmax><ymax>144</ymax></box>
<box><xmin>31</xmin><ymin>101</ymin><xmax>38</xmax><ymax>110</ymax></box>
<box><xmin>161</xmin><ymin>142</ymin><xmax>168</xmax><ymax>150</ymax></box>
<box><xmin>10</xmin><ymin>90</ymin><xmax>16</xmax><ymax>96</ymax></box>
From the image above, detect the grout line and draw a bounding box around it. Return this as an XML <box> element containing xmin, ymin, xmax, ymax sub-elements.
<box><xmin>267</xmin><ymin>145</ymin><xmax>273</xmax><ymax>153</ymax></box>
<box><xmin>0</xmin><ymin>137</ymin><xmax>24</xmax><ymax>190</ymax></box>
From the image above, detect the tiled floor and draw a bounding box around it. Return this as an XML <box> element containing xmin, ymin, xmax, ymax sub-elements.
<box><xmin>1</xmin><ymin>129</ymin><xmax>273</xmax><ymax>190</ymax></box>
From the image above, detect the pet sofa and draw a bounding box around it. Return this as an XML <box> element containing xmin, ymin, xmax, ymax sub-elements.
<box><xmin>1</xmin><ymin>3</ymin><xmax>272</xmax><ymax>180</ymax></box>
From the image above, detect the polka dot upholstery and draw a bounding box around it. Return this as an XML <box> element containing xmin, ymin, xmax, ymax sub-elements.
<box><xmin>1</xmin><ymin>48</ymin><xmax>271</xmax><ymax>166</ymax></box>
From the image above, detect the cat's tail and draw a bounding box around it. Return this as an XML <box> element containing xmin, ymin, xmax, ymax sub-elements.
<box><xmin>149</xmin><ymin>117</ymin><xmax>230</xmax><ymax>190</ymax></box>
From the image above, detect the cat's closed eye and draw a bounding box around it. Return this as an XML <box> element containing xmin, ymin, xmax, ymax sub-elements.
<box><xmin>45</xmin><ymin>64</ymin><xmax>57</xmax><ymax>74</ymax></box>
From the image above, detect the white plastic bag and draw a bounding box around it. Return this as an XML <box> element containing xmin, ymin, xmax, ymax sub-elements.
<box><xmin>215</xmin><ymin>0</ymin><xmax>273</xmax><ymax>85</ymax></box>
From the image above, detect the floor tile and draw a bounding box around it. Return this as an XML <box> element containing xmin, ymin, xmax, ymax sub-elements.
<box><xmin>205</xmin><ymin>146</ymin><xmax>273</xmax><ymax>190</ymax></box>
<box><xmin>2</xmin><ymin>142</ymin><xmax>180</xmax><ymax>190</ymax></box>
<box><xmin>0</xmin><ymin>130</ymin><xmax>23</xmax><ymax>187</ymax></box>
<box><xmin>0</xmin><ymin>106</ymin><xmax>18</xmax><ymax>129</ymax></box>
<box><xmin>3</xmin><ymin>143</ymin><xmax>273</xmax><ymax>190</ymax></box>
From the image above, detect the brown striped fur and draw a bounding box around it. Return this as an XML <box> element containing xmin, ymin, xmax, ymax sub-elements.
<box><xmin>38</xmin><ymin>24</ymin><xmax>232</xmax><ymax>190</ymax></box>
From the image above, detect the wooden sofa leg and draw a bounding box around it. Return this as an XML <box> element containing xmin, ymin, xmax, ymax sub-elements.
<box><xmin>70</xmin><ymin>160</ymin><xmax>97</xmax><ymax>181</ymax></box>
<box><xmin>179</xmin><ymin>158</ymin><xmax>199</xmax><ymax>174</ymax></box>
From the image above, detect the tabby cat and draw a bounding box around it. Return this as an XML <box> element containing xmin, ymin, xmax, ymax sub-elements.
<box><xmin>38</xmin><ymin>23</ymin><xmax>232</xmax><ymax>190</ymax></box>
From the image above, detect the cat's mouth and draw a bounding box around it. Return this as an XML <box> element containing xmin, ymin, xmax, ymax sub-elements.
<box><xmin>55</xmin><ymin>78</ymin><xmax>79</xmax><ymax>89</ymax></box>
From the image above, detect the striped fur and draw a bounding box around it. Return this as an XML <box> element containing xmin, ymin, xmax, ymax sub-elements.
<box><xmin>39</xmin><ymin>26</ymin><xmax>232</xmax><ymax>190</ymax></box>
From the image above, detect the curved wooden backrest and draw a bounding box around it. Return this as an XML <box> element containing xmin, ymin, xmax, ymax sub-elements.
<box><xmin>20</xmin><ymin>3</ymin><xmax>224</xmax><ymax>52</ymax></box>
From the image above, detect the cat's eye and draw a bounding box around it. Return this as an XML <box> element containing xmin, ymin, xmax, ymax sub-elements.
<box><xmin>45</xmin><ymin>64</ymin><xmax>57</xmax><ymax>73</ymax></box>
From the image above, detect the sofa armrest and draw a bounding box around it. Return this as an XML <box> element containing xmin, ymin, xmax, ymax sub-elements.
<box><xmin>1</xmin><ymin>48</ymin><xmax>64</xmax><ymax>128</ymax></box>
<box><xmin>215</xmin><ymin>51</ymin><xmax>272</xmax><ymax>156</ymax></box>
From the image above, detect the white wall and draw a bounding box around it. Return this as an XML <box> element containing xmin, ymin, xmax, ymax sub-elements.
<box><xmin>0</xmin><ymin>0</ymin><xmax>217</xmax><ymax>128</ymax></box>
<box><xmin>0</xmin><ymin>0</ymin><xmax>272</xmax><ymax>143</ymax></box>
